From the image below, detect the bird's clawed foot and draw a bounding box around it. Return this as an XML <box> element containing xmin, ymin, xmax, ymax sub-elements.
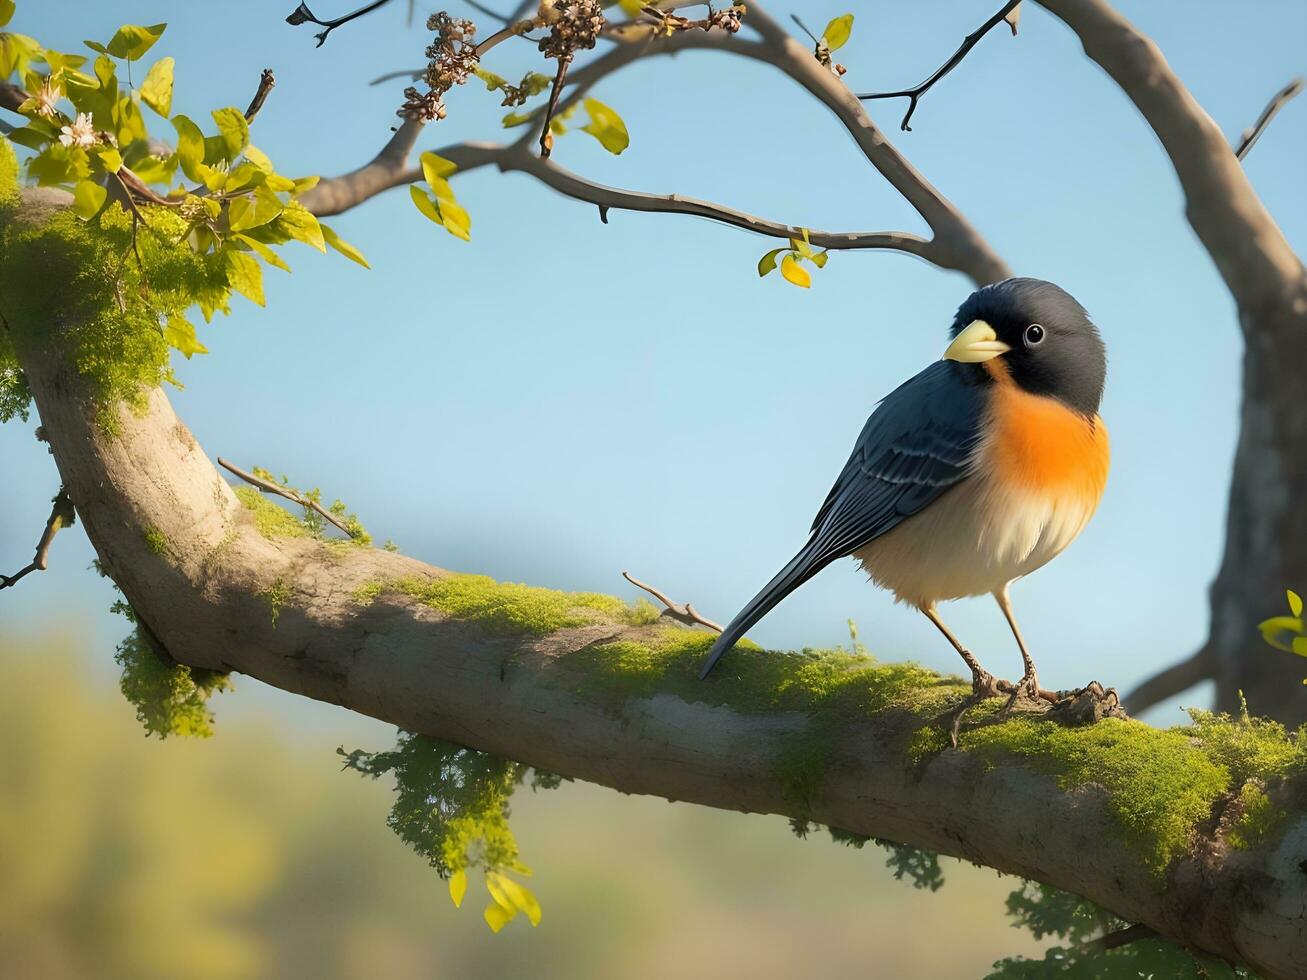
<box><xmin>997</xmin><ymin>669</ymin><xmax>1052</xmax><ymax>719</ymax></box>
<box><xmin>1048</xmin><ymin>680</ymin><xmax>1129</xmax><ymax>725</ymax></box>
<box><xmin>945</xmin><ymin>665</ymin><xmax>1007</xmax><ymax>746</ymax></box>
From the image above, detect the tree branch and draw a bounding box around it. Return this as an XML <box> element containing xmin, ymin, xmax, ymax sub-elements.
<box><xmin>9</xmin><ymin>200</ymin><xmax>1304</xmax><ymax>972</ymax></box>
<box><xmin>857</xmin><ymin>0</ymin><xmax>1022</xmax><ymax>131</ymax></box>
<box><xmin>1035</xmin><ymin>0</ymin><xmax>1304</xmax><ymax>313</ymax></box>
<box><xmin>307</xmin><ymin>3</ymin><xmax>1011</xmax><ymax>285</ymax></box>
<box><xmin>286</xmin><ymin>0</ymin><xmax>394</xmax><ymax>46</ymax></box>
<box><xmin>1234</xmin><ymin>77</ymin><xmax>1303</xmax><ymax>162</ymax></box>
<box><xmin>1124</xmin><ymin>644</ymin><xmax>1215</xmax><ymax>715</ymax></box>
<box><xmin>0</xmin><ymin>487</ymin><xmax>75</xmax><ymax>591</ymax></box>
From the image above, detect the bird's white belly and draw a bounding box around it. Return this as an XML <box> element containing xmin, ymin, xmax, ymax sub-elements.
<box><xmin>853</xmin><ymin>473</ymin><xmax>1095</xmax><ymax>608</ymax></box>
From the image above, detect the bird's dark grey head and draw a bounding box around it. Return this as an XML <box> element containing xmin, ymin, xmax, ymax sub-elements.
<box><xmin>947</xmin><ymin>277</ymin><xmax>1106</xmax><ymax>417</ymax></box>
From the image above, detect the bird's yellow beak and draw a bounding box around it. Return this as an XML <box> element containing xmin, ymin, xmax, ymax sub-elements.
<box><xmin>943</xmin><ymin>319</ymin><xmax>1011</xmax><ymax>363</ymax></box>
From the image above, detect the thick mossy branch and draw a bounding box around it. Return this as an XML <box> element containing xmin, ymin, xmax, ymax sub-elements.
<box><xmin>355</xmin><ymin>572</ymin><xmax>1307</xmax><ymax>880</ymax></box>
<box><xmin>354</xmin><ymin>573</ymin><xmax>662</xmax><ymax>634</ymax></box>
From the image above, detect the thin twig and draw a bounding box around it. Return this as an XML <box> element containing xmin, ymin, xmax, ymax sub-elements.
<box><xmin>217</xmin><ymin>457</ymin><xmax>355</xmax><ymax>536</ymax></box>
<box><xmin>286</xmin><ymin>0</ymin><xmax>394</xmax><ymax>46</ymax></box>
<box><xmin>622</xmin><ymin>570</ymin><xmax>724</xmax><ymax>632</ymax></box>
<box><xmin>1234</xmin><ymin>77</ymin><xmax>1303</xmax><ymax>161</ymax></box>
<box><xmin>244</xmin><ymin>69</ymin><xmax>277</xmax><ymax>123</ymax></box>
<box><xmin>539</xmin><ymin>56</ymin><xmax>571</xmax><ymax>158</ymax></box>
<box><xmin>857</xmin><ymin>0</ymin><xmax>1021</xmax><ymax>131</ymax></box>
<box><xmin>1</xmin><ymin>488</ymin><xmax>75</xmax><ymax>591</ymax></box>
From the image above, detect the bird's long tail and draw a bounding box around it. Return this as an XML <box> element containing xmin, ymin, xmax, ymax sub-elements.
<box><xmin>698</xmin><ymin>544</ymin><xmax>828</xmax><ymax>679</ymax></box>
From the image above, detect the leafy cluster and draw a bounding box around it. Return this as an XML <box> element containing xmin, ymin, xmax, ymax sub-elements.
<box><xmin>759</xmin><ymin>228</ymin><xmax>830</xmax><ymax>289</ymax></box>
<box><xmin>987</xmin><ymin>881</ymin><xmax>1257</xmax><ymax>979</ymax></box>
<box><xmin>340</xmin><ymin>732</ymin><xmax>562</xmax><ymax>933</ymax></box>
<box><xmin>0</xmin><ymin>8</ymin><xmax>365</xmax><ymax>421</ymax></box>
<box><xmin>111</xmin><ymin>600</ymin><xmax>232</xmax><ymax>739</ymax></box>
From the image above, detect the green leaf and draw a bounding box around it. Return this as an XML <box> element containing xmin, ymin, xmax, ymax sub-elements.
<box><xmin>321</xmin><ymin>223</ymin><xmax>370</xmax><ymax>268</ymax></box>
<box><xmin>128</xmin><ymin>153</ymin><xmax>176</xmax><ymax>184</ymax></box>
<box><xmin>104</xmin><ymin>23</ymin><xmax>166</xmax><ymax>62</ymax></box>
<box><xmin>780</xmin><ymin>253</ymin><xmax>811</xmax><ymax>288</ymax></box>
<box><xmin>448</xmin><ymin>869</ymin><xmax>468</xmax><ymax>908</ymax></box>
<box><xmin>5</xmin><ymin>125</ymin><xmax>49</xmax><ymax>150</ymax></box>
<box><xmin>579</xmin><ymin>97</ymin><xmax>629</xmax><ymax>155</ymax></box>
<box><xmin>1293</xmin><ymin>637</ymin><xmax>1307</xmax><ymax>659</ymax></box>
<box><xmin>501</xmin><ymin>108</ymin><xmax>536</xmax><ymax>128</ymax></box>
<box><xmin>163</xmin><ymin>312</ymin><xmax>208</xmax><ymax>358</ymax></box>
<box><xmin>474</xmin><ymin>67</ymin><xmax>508</xmax><ymax>91</ymax></box>
<box><xmin>139</xmin><ymin>56</ymin><xmax>174</xmax><ymax>116</ymax></box>
<box><xmin>822</xmin><ymin>14</ymin><xmax>854</xmax><ymax>52</ymax></box>
<box><xmin>1289</xmin><ymin>590</ymin><xmax>1303</xmax><ymax>618</ymax></box>
<box><xmin>71</xmin><ymin>179</ymin><xmax>107</xmax><ymax>219</ymax></box>
<box><xmin>233</xmin><ymin>234</ymin><xmax>291</xmax><ymax>273</ymax></box>
<box><xmin>171</xmin><ymin>114</ymin><xmax>205</xmax><ymax>180</ymax></box>
<box><xmin>228</xmin><ymin>184</ymin><xmax>283</xmax><ymax>232</ymax></box>
<box><xmin>210</xmin><ymin>106</ymin><xmax>249</xmax><ymax>161</ymax></box>
<box><xmin>1258</xmin><ymin>615</ymin><xmax>1304</xmax><ymax>653</ymax></box>
<box><xmin>758</xmin><ymin>247</ymin><xmax>785</xmax><ymax>277</ymax></box>
<box><xmin>420</xmin><ymin>150</ymin><xmax>458</xmax><ymax>183</ymax></box>
<box><xmin>0</xmin><ymin>0</ymin><xmax>14</xmax><ymax>29</ymax></box>
<box><xmin>275</xmin><ymin>203</ymin><xmax>325</xmax><ymax>251</ymax></box>
<box><xmin>811</xmin><ymin>250</ymin><xmax>829</xmax><ymax>268</ymax></box>
<box><xmin>226</xmin><ymin>250</ymin><xmax>265</xmax><ymax>306</ymax></box>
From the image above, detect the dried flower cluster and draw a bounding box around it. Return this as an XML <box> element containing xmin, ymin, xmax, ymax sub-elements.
<box><xmin>538</xmin><ymin>0</ymin><xmax>604</xmax><ymax>63</ymax></box>
<box><xmin>640</xmin><ymin>3</ymin><xmax>745</xmax><ymax>38</ymax></box>
<box><xmin>400</xmin><ymin>13</ymin><xmax>480</xmax><ymax>122</ymax></box>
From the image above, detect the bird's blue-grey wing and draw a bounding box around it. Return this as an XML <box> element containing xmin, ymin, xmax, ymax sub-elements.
<box><xmin>699</xmin><ymin>360</ymin><xmax>984</xmax><ymax>678</ymax></box>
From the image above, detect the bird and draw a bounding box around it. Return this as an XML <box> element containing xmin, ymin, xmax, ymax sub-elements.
<box><xmin>698</xmin><ymin>277</ymin><xmax>1109</xmax><ymax>703</ymax></box>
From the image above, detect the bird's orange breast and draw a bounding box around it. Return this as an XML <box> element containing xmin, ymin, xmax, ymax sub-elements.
<box><xmin>984</xmin><ymin>376</ymin><xmax>1110</xmax><ymax>504</ymax></box>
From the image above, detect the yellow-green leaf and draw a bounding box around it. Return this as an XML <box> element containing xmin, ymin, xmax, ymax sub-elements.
<box><xmin>1293</xmin><ymin>636</ymin><xmax>1307</xmax><ymax>658</ymax></box>
<box><xmin>811</xmin><ymin>250</ymin><xmax>829</xmax><ymax>268</ymax></box>
<box><xmin>171</xmin><ymin>113</ymin><xmax>205</xmax><ymax>180</ymax></box>
<box><xmin>439</xmin><ymin>199</ymin><xmax>472</xmax><ymax>241</ymax></box>
<box><xmin>228</xmin><ymin>184</ymin><xmax>283</xmax><ymax>232</ymax></box>
<box><xmin>0</xmin><ymin>0</ymin><xmax>14</xmax><ymax>29</ymax></box>
<box><xmin>105</xmin><ymin>23</ymin><xmax>166</xmax><ymax>62</ymax></box>
<box><xmin>210</xmin><ymin>106</ymin><xmax>249</xmax><ymax>161</ymax></box>
<box><xmin>409</xmin><ymin>184</ymin><xmax>442</xmax><ymax>223</ymax></box>
<box><xmin>1288</xmin><ymin>590</ymin><xmax>1303</xmax><ymax>618</ymax></box>
<box><xmin>233</xmin><ymin>234</ymin><xmax>291</xmax><ymax>273</ymax></box>
<box><xmin>822</xmin><ymin>14</ymin><xmax>854</xmax><ymax>51</ymax></box>
<box><xmin>448</xmin><ymin>869</ymin><xmax>468</xmax><ymax>908</ymax></box>
<box><xmin>420</xmin><ymin>150</ymin><xmax>458</xmax><ymax>185</ymax></box>
<box><xmin>488</xmin><ymin>873</ymin><xmax>541</xmax><ymax>927</ymax></box>
<box><xmin>139</xmin><ymin>56</ymin><xmax>174</xmax><ymax>116</ymax></box>
<box><xmin>321</xmin><ymin>223</ymin><xmax>370</xmax><ymax>268</ymax></box>
<box><xmin>226</xmin><ymin>249</ymin><xmax>265</xmax><ymax>306</ymax></box>
<box><xmin>483</xmin><ymin>900</ymin><xmax>516</xmax><ymax>933</ymax></box>
<box><xmin>758</xmin><ymin>247</ymin><xmax>785</xmax><ymax>277</ymax></box>
<box><xmin>163</xmin><ymin>311</ymin><xmax>208</xmax><ymax>358</ymax></box>
<box><xmin>290</xmin><ymin>174</ymin><xmax>320</xmax><ymax>197</ymax></box>
<box><xmin>276</xmin><ymin>203</ymin><xmax>325</xmax><ymax>251</ymax></box>
<box><xmin>580</xmin><ymin>97</ymin><xmax>629</xmax><ymax>155</ymax></box>
<box><xmin>94</xmin><ymin>145</ymin><xmax>123</xmax><ymax>173</ymax></box>
<box><xmin>1258</xmin><ymin>615</ymin><xmax>1304</xmax><ymax>653</ymax></box>
<box><xmin>780</xmin><ymin>253</ymin><xmax>811</xmax><ymax>288</ymax></box>
<box><xmin>71</xmin><ymin>179</ymin><xmax>106</xmax><ymax>219</ymax></box>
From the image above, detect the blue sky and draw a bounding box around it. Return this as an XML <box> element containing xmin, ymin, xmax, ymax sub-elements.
<box><xmin>3</xmin><ymin>0</ymin><xmax>1305</xmax><ymax>725</ymax></box>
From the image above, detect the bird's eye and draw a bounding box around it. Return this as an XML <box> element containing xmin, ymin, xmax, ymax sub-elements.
<box><xmin>1024</xmin><ymin>323</ymin><xmax>1045</xmax><ymax>347</ymax></box>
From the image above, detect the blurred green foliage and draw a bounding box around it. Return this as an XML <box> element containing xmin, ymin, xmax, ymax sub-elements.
<box><xmin>1258</xmin><ymin>589</ymin><xmax>1307</xmax><ymax>684</ymax></box>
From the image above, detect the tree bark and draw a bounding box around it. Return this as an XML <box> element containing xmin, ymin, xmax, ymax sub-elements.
<box><xmin>7</xmin><ymin>190</ymin><xmax>1307</xmax><ymax>977</ymax></box>
<box><xmin>1038</xmin><ymin>0</ymin><xmax>1307</xmax><ymax>722</ymax></box>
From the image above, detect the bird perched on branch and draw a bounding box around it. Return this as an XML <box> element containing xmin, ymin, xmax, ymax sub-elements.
<box><xmin>699</xmin><ymin>278</ymin><xmax>1109</xmax><ymax>705</ymax></box>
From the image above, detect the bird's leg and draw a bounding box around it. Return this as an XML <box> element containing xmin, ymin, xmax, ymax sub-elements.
<box><xmin>993</xmin><ymin>586</ymin><xmax>1057</xmax><ymax>711</ymax></box>
<box><xmin>921</xmin><ymin>605</ymin><xmax>1004</xmax><ymax>698</ymax></box>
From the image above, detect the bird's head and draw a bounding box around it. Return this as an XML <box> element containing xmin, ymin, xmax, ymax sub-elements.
<box><xmin>943</xmin><ymin>278</ymin><xmax>1106</xmax><ymax>417</ymax></box>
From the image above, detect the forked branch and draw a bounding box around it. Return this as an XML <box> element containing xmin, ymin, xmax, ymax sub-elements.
<box><xmin>0</xmin><ymin>487</ymin><xmax>75</xmax><ymax>591</ymax></box>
